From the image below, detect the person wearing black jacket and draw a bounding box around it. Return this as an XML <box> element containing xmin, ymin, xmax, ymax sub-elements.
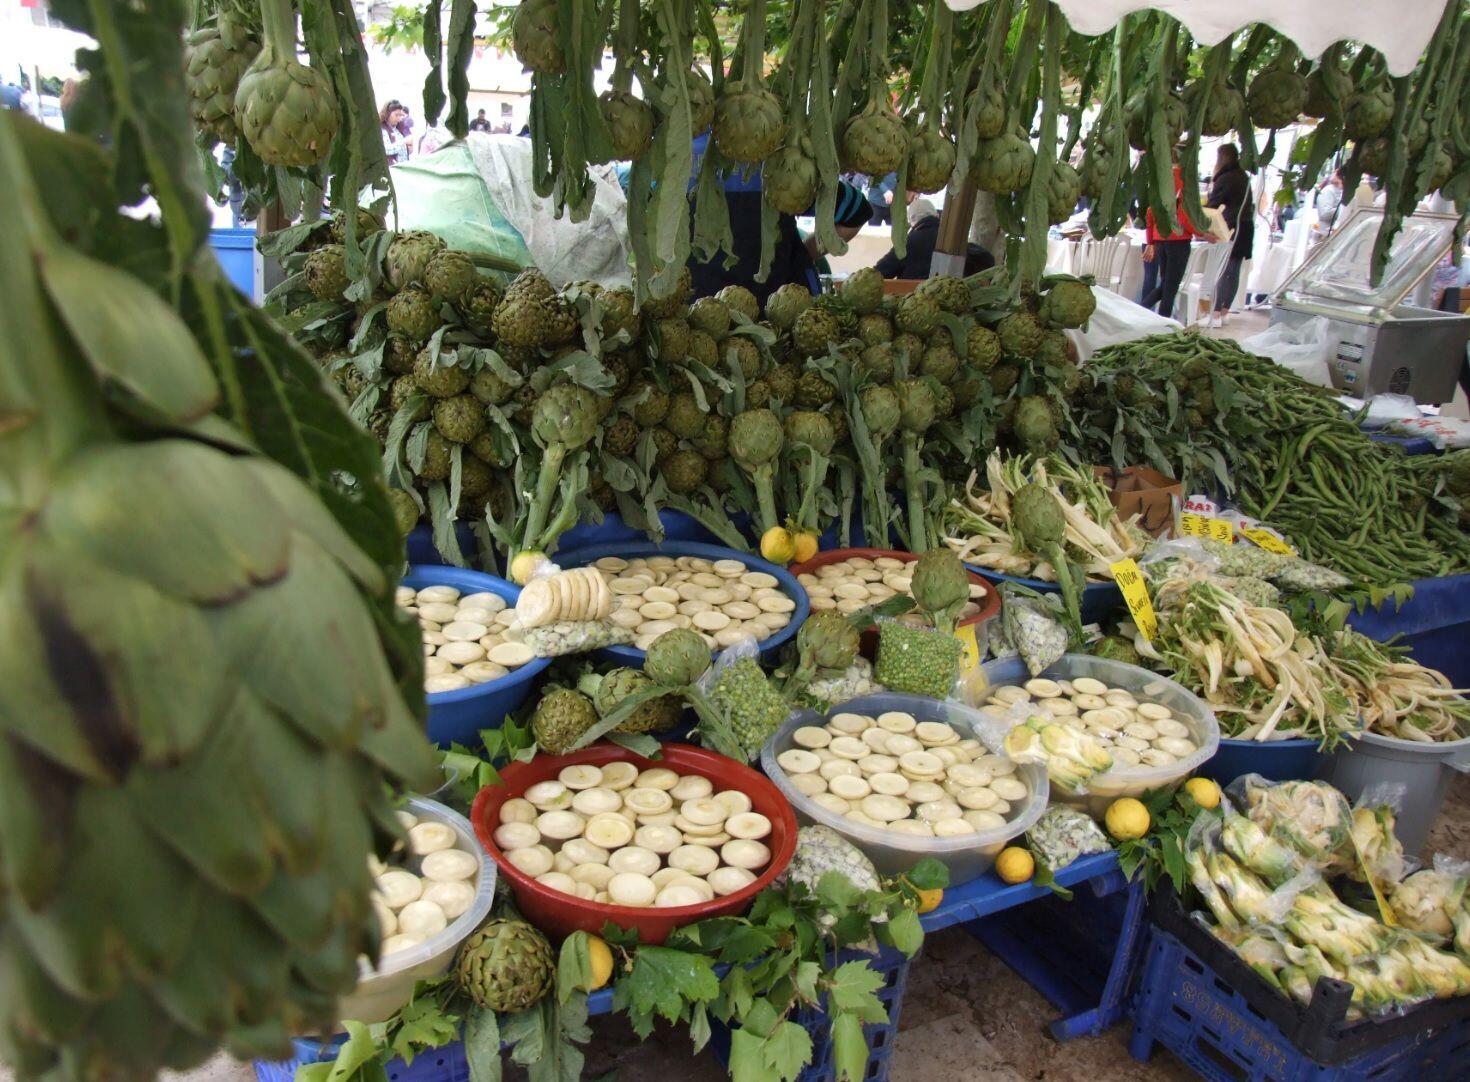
<box><xmin>1206</xmin><ymin>144</ymin><xmax>1254</xmax><ymax>327</ymax></box>
<box><xmin>874</xmin><ymin>199</ymin><xmax>994</xmax><ymax>279</ymax></box>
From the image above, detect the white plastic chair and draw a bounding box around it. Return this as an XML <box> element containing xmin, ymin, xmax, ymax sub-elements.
<box><xmin>1176</xmin><ymin>242</ymin><xmax>1234</xmax><ymax>326</ymax></box>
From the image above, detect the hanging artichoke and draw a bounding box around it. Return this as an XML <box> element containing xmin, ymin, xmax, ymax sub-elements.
<box><xmin>1345</xmin><ymin>83</ymin><xmax>1395</xmax><ymax>141</ymax></box>
<box><xmin>973</xmin><ymin>130</ymin><xmax>1035</xmax><ymax>195</ymax></box>
<box><xmin>1125</xmin><ymin>89</ymin><xmax>1187</xmax><ymax>151</ymax></box>
<box><xmin>712</xmin><ymin>82</ymin><xmax>786</xmax><ymax>164</ymax></box>
<box><xmin>686</xmin><ymin>67</ymin><xmax>717</xmax><ymax>132</ymax></box>
<box><xmin>1247</xmin><ymin>51</ymin><xmax>1307</xmax><ymax>130</ymax></box>
<box><xmin>764</xmin><ymin>139</ymin><xmax>820</xmax><ymax>214</ymax></box>
<box><xmin>233</xmin><ymin>0</ymin><xmax>338</xmax><ymax>167</ymax></box>
<box><xmin>183</xmin><ymin>14</ymin><xmax>260</xmax><ymax>145</ymax></box>
<box><xmin>1184</xmin><ymin>77</ymin><xmax>1242</xmax><ymax>138</ymax></box>
<box><xmin>1303</xmin><ymin>53</ymin><xmax>1352</xmax><ymax>119</ymax></box>
<box><xmin>511</xmin><ymin>0</ymin><xmax>564</xmax><ymax>75</ymax></box>
<box><xmin>0</xmin><ymin>110</ymin><xmax>436</xmax><ymax>1079</ymax></box>
<box><xmin>841</xmin><ymin>95</ymin><xmax>910</xmax><ymax>177</ymax></box>
<box><xmin>599</xmin><ymin>89</ymin><xmax>655</xmax><ymax>162</ymax></box>
<box><xmin>969</xmin><ymin>79</ymin><xmax>1007</xmax><ymax>141</ymax></box>
<box><xmin>1045</xmin><ymin>162</ymin><xmax>1082</xmax><ymax>223</ymax></box>
<box><xmin>907</xmin><ymin>129</ymin><xmax>957</xmax><ymax>194</ymax></box>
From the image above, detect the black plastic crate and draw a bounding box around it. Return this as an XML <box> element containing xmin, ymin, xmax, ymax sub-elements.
<box><xmin>1149</xmin><ymin>885</ymin><xmax>1470</xmax><ymax>1066</ymax></box>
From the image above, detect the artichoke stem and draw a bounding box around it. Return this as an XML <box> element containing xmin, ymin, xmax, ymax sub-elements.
<box><xmin>257</xmin><ymin>0</ymin><xmax>296</xmax><ymax>56</ymax></box>
<box><xmin>863</xmin><ymin>436</ymin><xmax>890</xmax><ymax>549</ymax></box>
<box><xmin>796</xmin><ymin>449</ymin><xmax>828</xmax><ymax>532</ymax></box>
<box><xmin>903</xmin><ymin>435</ymin><xmax>927</xmax><ymax>553</ymax></box>
<box><xmin>754</xmin><ymin>465</ymin><xmax>780</xmax><ymax>537</ymax></box>
<box><xmin>1048</xmin><ymin>543</ymin><xmax>1082</xmax><ymax>634</ymax></box>
<box><xmin>523</xmin><ymin>443</ymin><xmax>567</xmax><ymax>552</ymax></box>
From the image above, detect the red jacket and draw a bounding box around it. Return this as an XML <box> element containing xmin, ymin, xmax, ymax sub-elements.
<box><xmin>1145</xmin><ymin>164</ymin><xmax>1202</xmax><ymax>243</ymax></box>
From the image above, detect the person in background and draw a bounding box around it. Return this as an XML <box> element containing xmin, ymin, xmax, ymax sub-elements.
<box><xmin>686</xmin><ymin>131</ymin><xmax>871</xmax><ymax>302</ymax></box>
<box><xmin>866</xmin><ymin>171</ymin><xmax>896</xmax><ymax>225</ymax></box>
<box><xmin>1204</xmin><ymin>144</ymin><xmax>1252</xmax><ymax>328</ymax></box>
<box><xmin>381</xmin><ymin>101</ymin><xmax>411</xmax><ymax>164</ymax></box>
<box><xmin>875</xmin><ymin>198</ymin><xmax>995</xmax><ymax>279</ymax></box>
<box><xmin>1139</xmin><ymin>152</ymin><xmax>1203</xmax><ymax>319</ymax></box>
<box><xmin>1312</xmin><ymin>171</ymin><xmax>1344</xmax><ymax>242</ymax></box>
<box><xmin>469</xmin><ymin>108</ymin><xmax>492</xmax><ymax>133</ymax></box>
<box><xmin>1</xmin><ymin>80</ymin><xmax>23</xmax><ymax>111</ymax></box>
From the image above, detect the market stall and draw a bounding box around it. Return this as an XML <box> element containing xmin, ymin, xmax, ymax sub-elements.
<box><xmin>7</xmin><ymin>2</ymin><xmax>1470</xmax><ymax>1082</ymax></box>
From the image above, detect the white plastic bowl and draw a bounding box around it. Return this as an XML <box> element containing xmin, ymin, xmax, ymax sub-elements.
<box><xmin>974</xmin><ymin>654</ymin><xmax>1221</xmax><ymax>819</ymax></box>
<box><xmin>760</xmin><ymin>692</ymin><xmax>1049</xmax><ymax>885</ymax></box>
<box><xmin>335</xmin><ymin>797</ymin><xmax>496</xmax><ymax>1026</ymax></box>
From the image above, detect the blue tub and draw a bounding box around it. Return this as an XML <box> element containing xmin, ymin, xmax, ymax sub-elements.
<box><xmin>1197</xmin><ymin>737</ymin><xmax>1323</xmax><ymax>785</ymax></box>
<box><xmin>965</xmin><ymin>566</ymin><xmax>1123</xmax><ymax>625</ymax></box>
<box><xmin>404</xmin><ymin>566</ymin><xmax>550</xmax><ymax>746</ymax></box>
<box><xmin>553</xmin><ymin>540</ymin><xmax>810</xmax><ymax>667</ymax></box>
<box><xmin>406</xmin><ymin>522</ymin><xmax>479</xmax><ymax>568</ymax></box>
<box><xmin>557</xmin><ymin>509</ymin><xmax>724</xmax><ymax>551</ymax></box>
<box><xmin>1347</xmin><ymin>573</ymin><xmax>1470</xmax><ymax>689</ymax></box>
<box><xmin>208</xmin><ymin>227</ymin><xmax>258</xmax><ymax>302</ymax></box>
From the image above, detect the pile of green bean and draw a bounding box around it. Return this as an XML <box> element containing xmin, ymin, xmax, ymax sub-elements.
<box><xmin>1077</xmin><ymin>333</ymin><xmax>1470</xmax><ymax>586</ymax></box>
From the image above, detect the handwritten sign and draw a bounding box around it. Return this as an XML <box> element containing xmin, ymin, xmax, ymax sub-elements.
<box><xmin>1110</xmin><ymin>558</ymin><xmax>1158</xmax><ymax>641</ymax></box>
<box><xmin>1241</xmin><ymin>527</ymin><xmax>1296</xmax><ymax>556</ymax></box>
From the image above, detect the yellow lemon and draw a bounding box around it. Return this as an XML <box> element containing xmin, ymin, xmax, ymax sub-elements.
<box><xmin>760</xmin><ymin>526</ymin><xmax>796</xmax><ymax>564</ymax></box>
<box><xmin>792</xmin><ymin>530</ymin><xmax>820</xmax><ymax>563</ymax></box>
<box><xmin>1184</xmin><ymin>777</ymin><xmax>1221</xmax><ymax>810</ymax></box>
<box><xmin>509</xmin><ymin>550</ymin><xmax>549</xmax><ymax>585</ymax></box>
<box><xmin>912</xmin><ymin>886</ymin><xmax>944</xmax><ymax>913</ymax></box>
<box><xmin>584</xmin><ymin>935</ymin><xmax>614</xmax><ymax>991</ymax></box>
<box><xmin>1105</xmin><ymin>797</ymin><xmax>1150</xmax><ymax>841</ymax></box>
<box><xmin>995</xmin><ymin>846</ymin><xmax>1034</xmax><ymax>884</ymax></box>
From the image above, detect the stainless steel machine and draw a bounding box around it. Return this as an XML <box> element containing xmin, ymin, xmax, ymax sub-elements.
<box><xmin>1270</xmin><ymin>207</ymin><xmax>1468</xmax><ymax>403</ymax></box>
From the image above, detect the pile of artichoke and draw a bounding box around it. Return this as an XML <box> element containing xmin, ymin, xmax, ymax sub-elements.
<box><xmin>278</xmin><ymin>215</ymin><xmax>1104</xmax><ymax>570</ymax></box>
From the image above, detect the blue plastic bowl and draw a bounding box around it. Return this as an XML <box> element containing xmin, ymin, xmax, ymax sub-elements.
<box><xmin>404</xmin><ymin>566</ymin><xmax>551</xmax><ymax>747</ymax></box>
<box><xmin>552</xmin><ymin>540</ymin><xmax>810</xmax><ymax>667</ymax></box>
<box><xmin>1197</xmin><ymin>737</ymin><xmax>1323</xmax><ymax>785</ymax></box>
<box><xmin>557</xmin><ymin>510</ymin><xmax>724</xmax><ymax>551</ymax></box>
<box><xmin>406</xmin><ymin>522</ymin><xmax>478</xmax><ymax>568</ymax></box>
<box><xmin>965</xmin><ymin>566</ymin><xmax>1123</xmax><ymax>625</ymax></box>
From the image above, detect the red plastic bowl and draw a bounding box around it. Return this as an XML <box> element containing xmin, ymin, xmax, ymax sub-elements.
<box><xmin>788</xmin><ymin>548</ymin><xmax>1001</xmax><ymax>653</ymax></box>
<box><xmin>471</xmin><ymin>744</ymin><xmax>797</xmax><ymax>944</ymax></box>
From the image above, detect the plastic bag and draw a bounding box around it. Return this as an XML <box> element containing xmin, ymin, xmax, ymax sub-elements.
<box><xmin>1347</xmin><ymin>784</ymin><xmax>1408</xmax><ymax>890</ymax></box>
<box><xmin>1064</xmin><ymin>287</ymin><xmax>1180</xmax><ymax>364</ymax></box>
<box><xmin>1228</xmin><ymin>775</ymin><xmax>1355</xmax><ymax>876</ymax></box>
<box><xmin>519</xmin><ymin>620</ymin><xmax>633</xmax><ymax>657</ymax></box>
<box><xmin>1388</xmin><ymin>855</ymin><xmax>1470</xmax><ymax>943</ymax></box>
<box><xmin>1237</xmin><ymin>317</ymin><xmax>1334</xmax><ymax>387</ymax></box>
<box><xmin>873</xmin><ymin>619</ymin><xmax>963</xmax><ymax>700</ymax></box>
<box><xmin>1359</xmin><ymin>393</ymin><xmax>1423</xmax><ymax>428</ymax></box>
<box><xmin>998</xmin><ymin>590</ymin><xmax>1068</xmax><ymax>676</ymax></box>
<box><xmin>391</xmin><ymin>136</ymin><xmax>633</xmax><ymax>288</ymax></box>
<box><xmin>1025</xmin><ymin>804</ymin><xmax>1112</xmax><ymax>870</ymax></box>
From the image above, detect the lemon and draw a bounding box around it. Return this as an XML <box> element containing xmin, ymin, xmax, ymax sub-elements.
<box><xmin>995</xmin><ymin>846</ymin><xmax>1034</xmax><ymax>884</ymax></box>
<box><xmin>509</xmin><ymin>550</ymin><xmax>549</xmax><ymax>585</ymax></box>
<box><xmin>792</xmin><ymin>530</ymin><xmax>819</xmax><ymax>563</ymax></box>
<box><xmin>760</xmin><ymin>525</ymin><xmax>796</xmax><ymax>564</ymax></box>
<box><xmin>1105</xmin><ymin>797</ymin><xmax>1150</xmax><ymax>841</ymax></box>
<box><xmin>914</xmin><ymin>886</ymin><xmax>943</xmax><ymax>913</ymax></box>
<box><xmin>1184</xmin><ymin>777</ymin><xmax>1221</xmax><ymax>810</ymax></box>
<box><xmin>584</xmin><ymin>935</ymin><xmax>614</xmax><ymax>991</ymax></box>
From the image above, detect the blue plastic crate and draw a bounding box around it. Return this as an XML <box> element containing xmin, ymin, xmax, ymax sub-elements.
<box><xmin>966</xmin><ymin>877</ymin><xmax>1145</xmax><ymax>1041</ymax></box>
<box><xmin>1129</xmin><ymin>921</ymin><xmax>1470</xmax><ymax>1081</ymax></box>
<box><xmin>255</xmin><ymin>1036</ymin><xmax>469</xmax><ymax>1082</ymax></box>
<box><xmin>708</xmin><ymin>945</ymin><xmax>911</xmax><ymax>1082</ymax></box>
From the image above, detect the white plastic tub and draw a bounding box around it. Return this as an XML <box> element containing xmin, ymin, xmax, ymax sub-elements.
<box><xmin>975</xmin><ymin>655</ymin><xmax>1220</xmax><ymax>820</ymax></box>
<box><xmin>760</xmin><ymin>692</ymin><xmax>1049</xmax><ymax>885</ymax></box>
<box><xmin>335</xmin><ymin>797</ymin><xmax>496</xmax><ymax>1026</ymax></box>
<box><xmin>1315</xmin><ymin>730</ymin><xmax>1470</xmax><ymax>855</ymax></box>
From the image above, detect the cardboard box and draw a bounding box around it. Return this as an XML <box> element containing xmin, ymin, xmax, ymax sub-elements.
<box><xmin>1092</xmin><ymin>465</ymin><xmax>1182</xmax><ymax>537</ymax></box>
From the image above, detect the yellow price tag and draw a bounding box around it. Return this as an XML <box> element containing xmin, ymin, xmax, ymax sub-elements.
<box><xmin>954</xmin><ymin>623</ymin><xmax>983</xmax><ymax>672</ymax></box>
<box><xmin>1242</xmin><ymin>527</ymin><xmax>1296</xmax><ymax>556</ymax></box>
<box><xmin>1110</xmin><ymin>558</ymin><xmax>1158</xmax><ymax>641</ymax></box>
<box><xmin>1179</xmin><ymin>512</ymin><xmax>1234</xmax><ymax>543</ymax></box>
<box><xmin>1177</xmin><ymin>511</ymin><xmax>1212</xmax><ymax>537</ymax></box>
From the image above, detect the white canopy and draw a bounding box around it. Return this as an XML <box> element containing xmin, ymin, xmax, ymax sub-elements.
<box><xmin>942</xmin><ymin>0</ymin><xmax>1454</xmax><ymax>76</ymax></box>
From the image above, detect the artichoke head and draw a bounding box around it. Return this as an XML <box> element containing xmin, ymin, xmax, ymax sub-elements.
<box><xmin>907</xmin><ymin>129</ymin><xmax>958</xmax><ymax>194</ymax></box>
<box><xmin>712</xmin><ymin>82</ymin><xmax>785</xmax><ymax>164</ymax></box>
<box><xmin>233</xmin><ymin>15</ymin><xmax>338</xmax><ymax>169</ymax></box>
<box><xmin>763</xmin><ymin>142</ymin><xmax>820</xmax><ymax>215</ymax></box>
<box><xmin>531</xmin><ymin>384</ymin><xmax>599</xmax><ymax>450</ymax></box>
<box><xmin>645</xmin><ymin>628</ymin><xmax>712</xmax><ymax>687</ymax></box>
<box><xmin>730</xmin><ymin>409</ymin><xmax>784</xmax><ymax>471</ymax></box>
<box><xmin>797</xmin><ymin>610</ymin><xmax>860</xmax><ymax>672</ymax></box>
<box><xmin>840</xmin><ymin>97</ymin><xmax>909</xmax><ymax>177</ymax></box>
<box><xmin>910</xmin><ymin>548</ymin><xmax>970</xmax><ymax>630</ymax></box>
